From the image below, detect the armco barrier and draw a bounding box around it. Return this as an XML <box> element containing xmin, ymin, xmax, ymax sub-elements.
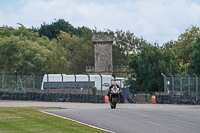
<box><xmin>2</xmin><ymin>91</ymin><xmax>199</xmax><ymax>104</ymax></box>
<box><xmin>155</xmin><ymin>95</ymin><xmax>200</xmax><ymax>104</ymax></box>
<box><xmin>0</xmin><ymin>91</ymin><xmax>104</xmax><ymax>103</ymax></box>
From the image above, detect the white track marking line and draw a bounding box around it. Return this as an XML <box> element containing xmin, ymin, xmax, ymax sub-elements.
<box><xmin>39</xmin><ymin>110</ymin><xmax>115</xmax><ymax>133</ymax></box>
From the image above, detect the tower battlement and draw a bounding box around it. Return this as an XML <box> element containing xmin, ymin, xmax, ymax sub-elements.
<box><xmin>92</xmin><ymin>32</ymin><xmax>114</xmax><ymax>43</ymax></box>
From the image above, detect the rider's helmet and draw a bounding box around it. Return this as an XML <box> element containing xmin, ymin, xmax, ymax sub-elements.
<box><xmin>113</xmin><ymin>82</ymin><xmax>117</xmax><ymax>86</ymax></box>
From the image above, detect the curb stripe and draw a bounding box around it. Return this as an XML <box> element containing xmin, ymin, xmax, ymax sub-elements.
<box><xmin>39</xmin><ymin>110</ymin><xmax>115</xmax><ymax>133</ymax></box>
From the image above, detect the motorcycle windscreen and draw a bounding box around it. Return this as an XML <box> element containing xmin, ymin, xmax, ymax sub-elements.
<box><xmin>112</xmin><ymin>86</ymin><xmax>118</xmax><ymax>93</ymax></box>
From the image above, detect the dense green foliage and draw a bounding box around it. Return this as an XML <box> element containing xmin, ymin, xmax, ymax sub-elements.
<box><xmin>0</xmin><ymin>25</ymin><xmax>53</xmax><ymax>75</ymax></box>
<box><xmin>0</xmin><ymin>21</ymin><xmax>94</xmax><ymax>75</ymax></box>
<box><xmin>37</xmin><ymin>19</ymin><xmax>86</xmax><ymax>39</ymax></box>
<box><xmin>128</xmin><ymin>44</ymin><xmax>180</xmax><ymax>94</ymax></box>
<box><xmin>126</xmin><ymin>26</ymin><xmax>200</xmax><ymax>94</ymax></box>
<box><xmin>46</xmin><ymin>31</ymin><xmax>93</xmax><ymax>74</ymax></box>
<box><xmin>0</xmin><ymin>19</ymin><xmax>199</xmax><ymax>94</ymax></box>
<box><xmin>172</xmin><ymin>26</ymin><xmax>200</xmax><ymax>63</ymax></box>
<box><xmin>186</xmin><ymin>37</ymin><xmax>200</xmax><ymax>74</ymax></box>
<box><xmin>113</xmin><ymin>30</ymin><xmax>147</xmax><ymax>66</ymax></box>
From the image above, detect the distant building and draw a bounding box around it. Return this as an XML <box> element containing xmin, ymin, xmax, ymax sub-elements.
<box><xmin>86</xmin><ymin>32</ymin><xmax>114</xmax><ymax>75</ymax></box>
<box><xmin>86</xmin><ymin>32</ymin><xmax>130</xmax><ymax>76</ymax></box>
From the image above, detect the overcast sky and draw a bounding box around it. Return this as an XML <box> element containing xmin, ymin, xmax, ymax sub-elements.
<box><xmin>1</xmin><ymin>0</ymin><xmax>200</xmax><ymax>45</ymax></box>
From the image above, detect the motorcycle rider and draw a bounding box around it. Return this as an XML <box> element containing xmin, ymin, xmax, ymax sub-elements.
<box><xmin>107</xmin><ymin>82</ymin><xmax>121</xmax><ymax>102</ymax></box>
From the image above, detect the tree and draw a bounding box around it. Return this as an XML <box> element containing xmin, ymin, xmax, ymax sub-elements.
<box><xmin>128</xmin><ymin>44</ymin><xmax>180</xmax><ymax>94</ymax></box>
<box><xmin>38</xmin><ymin>19</ymin><xmax>86</xmax><ymax>39</ymax></box>
<box><xmin>0</xmin><ymin>25</ymin><xmax>53</xmax><ymax>74</ymax></box>
<box><xmin>45</xmin><ymin>38</ymin><xmax>71</xmax><ymax>74</ymax></box>
<box><xmin>160</xmin><ymin>40</ymin><xmax>175</xmax><ymax>51</ymax></box>
<box><xmin>46</xmin><ymin>31</ymin><xmax>94</xmax><ymax>74</ymax></box>
<box><xmin>186</xmin><ymin>37</ymin><xmax>200</xmax><ymax>74</ymax></box>
<box><xmin>172</xmin><ymin>26</ymin><xmax>200</xmax><ymax>63</ymax></box>
<box><xmin>113</xmin><ymin>30</ymin><xmax>147</xmax><ymax>66</ymax></box>
<box><xmin>65</xmin><ymin>31</ymin><xmax>94</xmax><ymax>74</ymax></box>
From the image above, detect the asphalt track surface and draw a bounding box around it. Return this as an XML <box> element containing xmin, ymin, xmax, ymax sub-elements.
<box><xmin>1</xmin><ymin>101</ymin><xmax>200</xmax><ymax>133</ymax></box>
<box><xmin>43</xmin><ymin>107</ymin><xmax>200</xmax><ymax>133</ymax></box>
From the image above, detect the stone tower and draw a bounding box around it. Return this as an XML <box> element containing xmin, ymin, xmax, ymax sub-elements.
<box><xmin>86</xmin><ymin>32</ymin><xmax>114</xmax><ymax>74</ymax></box>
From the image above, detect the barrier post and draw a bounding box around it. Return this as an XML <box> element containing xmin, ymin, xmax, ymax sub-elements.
<box><xmin>161</xmin><ymin>73</ymin><xmax>167</xmax><ymax>95</ymax></box>
<box><xmin>86</xmin><ymin>73</ymin><xmax>90</xmax><ymax>102</ymax></box>
<box><xmin>185</xmin><ymin>74</ymin><xmax>190</xmax><ymax>96</ymax></box>
<box><xmin>193</xmin><ymin>73</ymin><xmax>198</xmax><ymax>96</ymax></box>
<box><xmin>31</xmin><ymin>72</ymin><xmax>35</xmax><ymax>92</ymax></box>
<box><xmin>0</xmin><ymin>71</ymin><xmax>4</xmax><ymax>92</ymax></box>
<box><xmin>44</xmin><ymin>72</ymin><xmax>49</xmax><ymax>94</ymax></box>
<box><xmin>87</xmin><ymin>73</ymin><xmax>90</xmax><ymax>95</ymax></box>
<box><xmin>15</xmin><ymin>71</ymin><xmax>20</xmax><ymax>92</ymax></box>
<box><xmin>177</xmin><ymin>74</ymin><xmax>183</xmax><ymax>95</ymax></box>
<box><xmin>73</xmin><ymin>73</ymin><xmax>76</xmax><ymax>95</ymax></box>
<box><xmin>99</xmin><ymin>73</ymin><xmax>102</xmax><ymax>96</ymax></box>
<box><xmin>169</xmin><ymin>73</ymin><xmax>175</xmax><ymax>95</ymax></box>
<box><xmin>60</xmin><ymin>73</ymin><xmax>63</xmax><ymax>94</ymax></box>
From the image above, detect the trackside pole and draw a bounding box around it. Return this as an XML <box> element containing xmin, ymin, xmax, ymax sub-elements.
<box><xmin>193</xmin><ymin>74</ymin><xmax>198</xmax><ymax>96</ymax></box>
<box><xmin>99</xmin><ymin>73</ymin><xmax>102</xmax><ymax>96</ymax></box>
<box><xmin>185</xmin><ymin>74</ymin><xmax>190</xmax><ymax>96</ymax></box>
<box><xmin>31</xmin><ymin>72</ymin><xmax>35</xmax><ymax>92</ymax></box>
<box><xmin>87</xmin><ymin>73</ymin><xmax>90</xmax><ymax>95</ymax></box>
<box><xmin>161</xmin><ymin>73</ymin><xmax>167</xmax><ymax>95</ymax></box>
<box><xmin>177</xmin><ymin>74</ymin><xmax>183</xmax><ymax>95</ymax></box>
<box><xmin>44</xmin><ymin>72</ymin><xmax>49</xmax><ymax>94</ymax></box>
<box><xmin>0</xmin><ymin>71</ymin><xmax>4</xmax><ymax>92</ymax></box>
<box><xmin>87</xmin><ymin>73</ymin><xmax>90</xmax><ymax>102</ymax></box>
<box><xmin>73</xmin><ymin>73</ymin><xmax>76</xmax><ymax>95</ymax></box>
<box><xmin>60</xmin><ymin>73</ymin><xmax>63</xmax><ymax>94</ymax></box>
<box><xmin>15</xmin><ymin>71</ymin><xmax>20</xmax><ymax>92</ymax></box>
<box><xmin>169</xmin><ymin>73</ymin><xmax>174</xmax><ymax>95</ymax></box>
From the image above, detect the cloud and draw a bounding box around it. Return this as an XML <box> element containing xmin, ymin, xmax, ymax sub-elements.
<box><xmin>124</xmin><ymin>0</ymin><xmax>200</xmax><ymax>44</ymax></box>
<box><xmin>1</xmin><ymin>0</ymin><xmax>200</xmax><ymax>45</ymax></box>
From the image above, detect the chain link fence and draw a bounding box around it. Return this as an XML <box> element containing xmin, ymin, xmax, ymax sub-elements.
<box><xmin>162</xmin><ymin>73</ymin><xmax>200</xmax><ymax>96</ymax></box>
<box><xmin>0</xmin><ymin>75</ymin><xmax>43</xmax><ymax>93</ymax></box>
<box><xmin>0</xmin><ymin>72</ymin><xmax>111</xmax><ymax>102</ymax></box>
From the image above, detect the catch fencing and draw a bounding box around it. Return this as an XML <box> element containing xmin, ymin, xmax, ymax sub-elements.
<box><xmin>0</xmin><ymin>72</ymin><xmax>108</xmax><ymax>103</ymax></box>
<box><xmin>161</xmin><ymin>73</ymin><xmax>200</xmax><ymax>96</ymax></box>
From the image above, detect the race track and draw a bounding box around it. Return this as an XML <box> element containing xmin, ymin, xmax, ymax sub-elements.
<box><xmin>1</xmin><ymin>100</ymin><xmax>200</xmax><ymax>133</ymax></box>
<box><xmin>43</xmin><ymin>107</ymin><xmax>200</xmax><ymax>133</ymax></box>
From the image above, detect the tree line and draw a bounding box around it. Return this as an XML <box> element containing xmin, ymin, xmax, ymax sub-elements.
<box><xmin>128</xmin><ymin>26</ymin><xmax>200</xmax><ymax>94</ymax></box>
<box><xmin>0</xmin><ymin>19</ymin><xmax>94</xmax><ymax>75</ymax></box>
<box><xmin>0</xmin><ymin>19</ymin><xmax>199</xmax><ymax>94</ymax></box>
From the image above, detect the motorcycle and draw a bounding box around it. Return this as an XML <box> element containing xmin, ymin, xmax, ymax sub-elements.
<box><xmin>109</xmin><ymin>86</ymin><xmax>121</xmax><ymax>109</ymax></box>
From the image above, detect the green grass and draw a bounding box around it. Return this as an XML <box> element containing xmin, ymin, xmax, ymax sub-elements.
<box><xmin>191</xmin><ymin>107</ymin><xmax>200</xmax><ymax>109</ymax></box>
<box><xmin>0</xmin><ymin>107</ymin><xmax>107</xmax><ymax>133</ymax></box>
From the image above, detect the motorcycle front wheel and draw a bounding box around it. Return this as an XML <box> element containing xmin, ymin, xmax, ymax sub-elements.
<box><xmin>111</xmin><ymin>97</ymin><xmax>117</xmax><ymax>109</ymax></box>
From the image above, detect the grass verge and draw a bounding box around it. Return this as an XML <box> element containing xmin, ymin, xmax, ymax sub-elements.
<box><xmin>0</xmin><ymin>107</ymin><xmax>107</xmax><ymax>133</ymax></box>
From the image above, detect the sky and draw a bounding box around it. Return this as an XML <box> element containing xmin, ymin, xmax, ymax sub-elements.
<box><xmin>1</xmin><ymin>0</ymin><xmax>200</xmax><ymax>45</ymax></box>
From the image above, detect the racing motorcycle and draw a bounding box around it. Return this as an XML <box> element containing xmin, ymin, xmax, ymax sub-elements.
<box><xmin>109</xmin><ymin>86</ymin><xmax>121</xmax><ymax>109</ymax></box>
